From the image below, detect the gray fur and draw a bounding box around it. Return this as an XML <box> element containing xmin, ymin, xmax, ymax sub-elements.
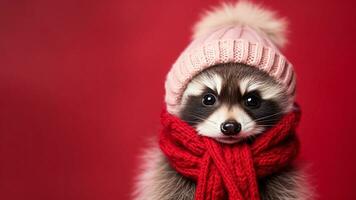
<box><xmin>133</xmin><ymin>145</ymin><xmax>196</xmax><ymax>200</ymax></box>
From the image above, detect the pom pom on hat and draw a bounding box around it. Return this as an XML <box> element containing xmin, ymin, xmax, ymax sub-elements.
<box><xmin>193</xmin><ymin>1</ymin><xmax>288</xmax><ymax>48</ymax></box>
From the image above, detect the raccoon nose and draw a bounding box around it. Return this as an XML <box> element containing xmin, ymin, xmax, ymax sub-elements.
<box><xmin>221</xmin><ymin>121</ymin><xmax>241</xmax><ymax>136</ymax></box>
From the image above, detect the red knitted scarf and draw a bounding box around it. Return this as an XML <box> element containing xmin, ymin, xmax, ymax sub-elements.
<box><xmin>159</xmin><ymin>108</ymin><xmax>301</xmax><ymax>200</ymax></box>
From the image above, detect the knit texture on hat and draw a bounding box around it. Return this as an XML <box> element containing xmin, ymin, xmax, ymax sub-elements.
<box><xmin>159</xmin><ymin>107</ymin><xmax>301</xmax><ymax>200</ymax></box>
<box><xmin>165</xmin><ymin>2</ymin><xmax>296</xmax><ymax>115</ymax></box>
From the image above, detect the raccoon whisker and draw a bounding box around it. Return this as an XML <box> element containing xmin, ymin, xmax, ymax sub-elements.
<box><xmin>182</xmin><ymin>120</ymin><xmax>213</xmax><ymax>125</ymax></box>
<box><xmin>192</xmin><ymin>116</ymin><xmax>218</xmax><ymax>125</ymax></box>
<box><xmin>244</xmin><ymin>124</ymin><xmax>254</xmax><ymax>130</ymax></box>
<box><xmin>253</xmin><ymin>111</ymin><xmax>284</xmax><ymax>122</ymax></box>
<box><xmin>255</xmin><ymin>125</ymin><xmax>277</xmax><ymax>127</ymax></box>
<box><xmin>244</xmin><ymin>111</ymin><xmax>284</xmax><ymax>126</ymax></box>
<box><xmin>244</xmin><ymin>123</ymin><xmax>277</xmax><ymax>131</ymax></box>
<box><xmin>183</xmin><ymin>112</ymin><xmax>218</xmax><ymax>125</ymax></box>
<box><xmin>254</xmin><ymin>119</ymin><xmax>280</xmax><ymax>124</ymax></box>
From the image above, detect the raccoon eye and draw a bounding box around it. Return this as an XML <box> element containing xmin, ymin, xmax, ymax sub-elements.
<box><xmin>244</xmin><ymin>93</ymin><xmax>261</xmax><ymax>108</ymax></box>
<box><xmin>202</xmin><ymin>93</ymin><xmax>216</xmax><ymax>106</ymax></box>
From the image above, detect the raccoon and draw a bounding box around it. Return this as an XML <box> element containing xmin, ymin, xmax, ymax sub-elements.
<box><xmin>133</xmin><ymin>1</ymin><xmax>313</xmax><ymax>200</ymax></box>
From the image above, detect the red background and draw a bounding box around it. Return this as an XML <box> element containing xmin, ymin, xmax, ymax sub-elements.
<box><xmin>1</xmin><ymin>0</ymin><xmax>355</xmax><ymax>199</ymax></box>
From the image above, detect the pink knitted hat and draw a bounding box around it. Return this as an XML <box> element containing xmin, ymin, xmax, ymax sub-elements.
<box><xmin>165</xmin><ymin>2</ymin><xmax>296</xmax><ymax>115</ymax></box>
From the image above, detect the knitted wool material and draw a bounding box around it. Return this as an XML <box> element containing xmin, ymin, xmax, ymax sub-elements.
<box><xmin>159</xmin><ymin>109</ymin><xmax>301</xmax><ymax>200</ymax></box>
<box><xmin>165</xmin><ymin>26</ymin><xmax>296</xmax><ymax>115</ymax></box>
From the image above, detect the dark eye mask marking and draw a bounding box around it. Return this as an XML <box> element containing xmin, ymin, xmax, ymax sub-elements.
<box><xmin>180</xmin><ymin>88</ymin><xmax>219</xmax><ymax>126</ymax></box>
<box><xmin>179</xmin><ymin>63</ymin><xmax>287</xmax><ymax>131</ymax></box>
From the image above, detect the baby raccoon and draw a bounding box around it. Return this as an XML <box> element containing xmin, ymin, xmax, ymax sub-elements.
<box><xmin>134</xmin><ymin>64</ymin><xmax>309</xmax><ymax>200</ymax></box>
<box><xmin>133</xmin><ymin>1</ymin><xmax>313</xmax><ymax>200</ymax></box>
<box><xmin>179</xmin><ymin>63</ymin><xmax>293</xmax><ymax>144</ymax></box>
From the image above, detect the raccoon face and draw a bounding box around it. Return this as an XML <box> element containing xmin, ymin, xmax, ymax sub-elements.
<box><xmin>178</xmin><ymin>63</ymin><xmax>294</xmax><ymax>144</ymax></box>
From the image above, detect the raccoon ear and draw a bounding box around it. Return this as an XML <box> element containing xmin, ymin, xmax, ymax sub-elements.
<box><xmin>192</xmin><ymin>1</ymin><xmax>288</xmax><ymax>48</ymax></box>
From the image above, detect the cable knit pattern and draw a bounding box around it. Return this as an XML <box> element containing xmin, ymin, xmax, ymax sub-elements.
<box><xmin>165</xmin><ymin>26</ymin><xmax>296</xmax><ymax>115</ymax></box>
<box><xmin>159</xmin><ymin>107</ymin><xmax>301</xmax><ymax>200</ymax></box>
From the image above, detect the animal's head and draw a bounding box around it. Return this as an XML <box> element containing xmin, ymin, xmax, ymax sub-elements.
<box><xmin>164</xmin><ymin>1</ymin><xmax>296</xmax><ymax>144</ymax></box>
<box><xmin>178</xmin><ymin>63</ymin><xmax>294</xmax><ymax>144</ymax></box>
